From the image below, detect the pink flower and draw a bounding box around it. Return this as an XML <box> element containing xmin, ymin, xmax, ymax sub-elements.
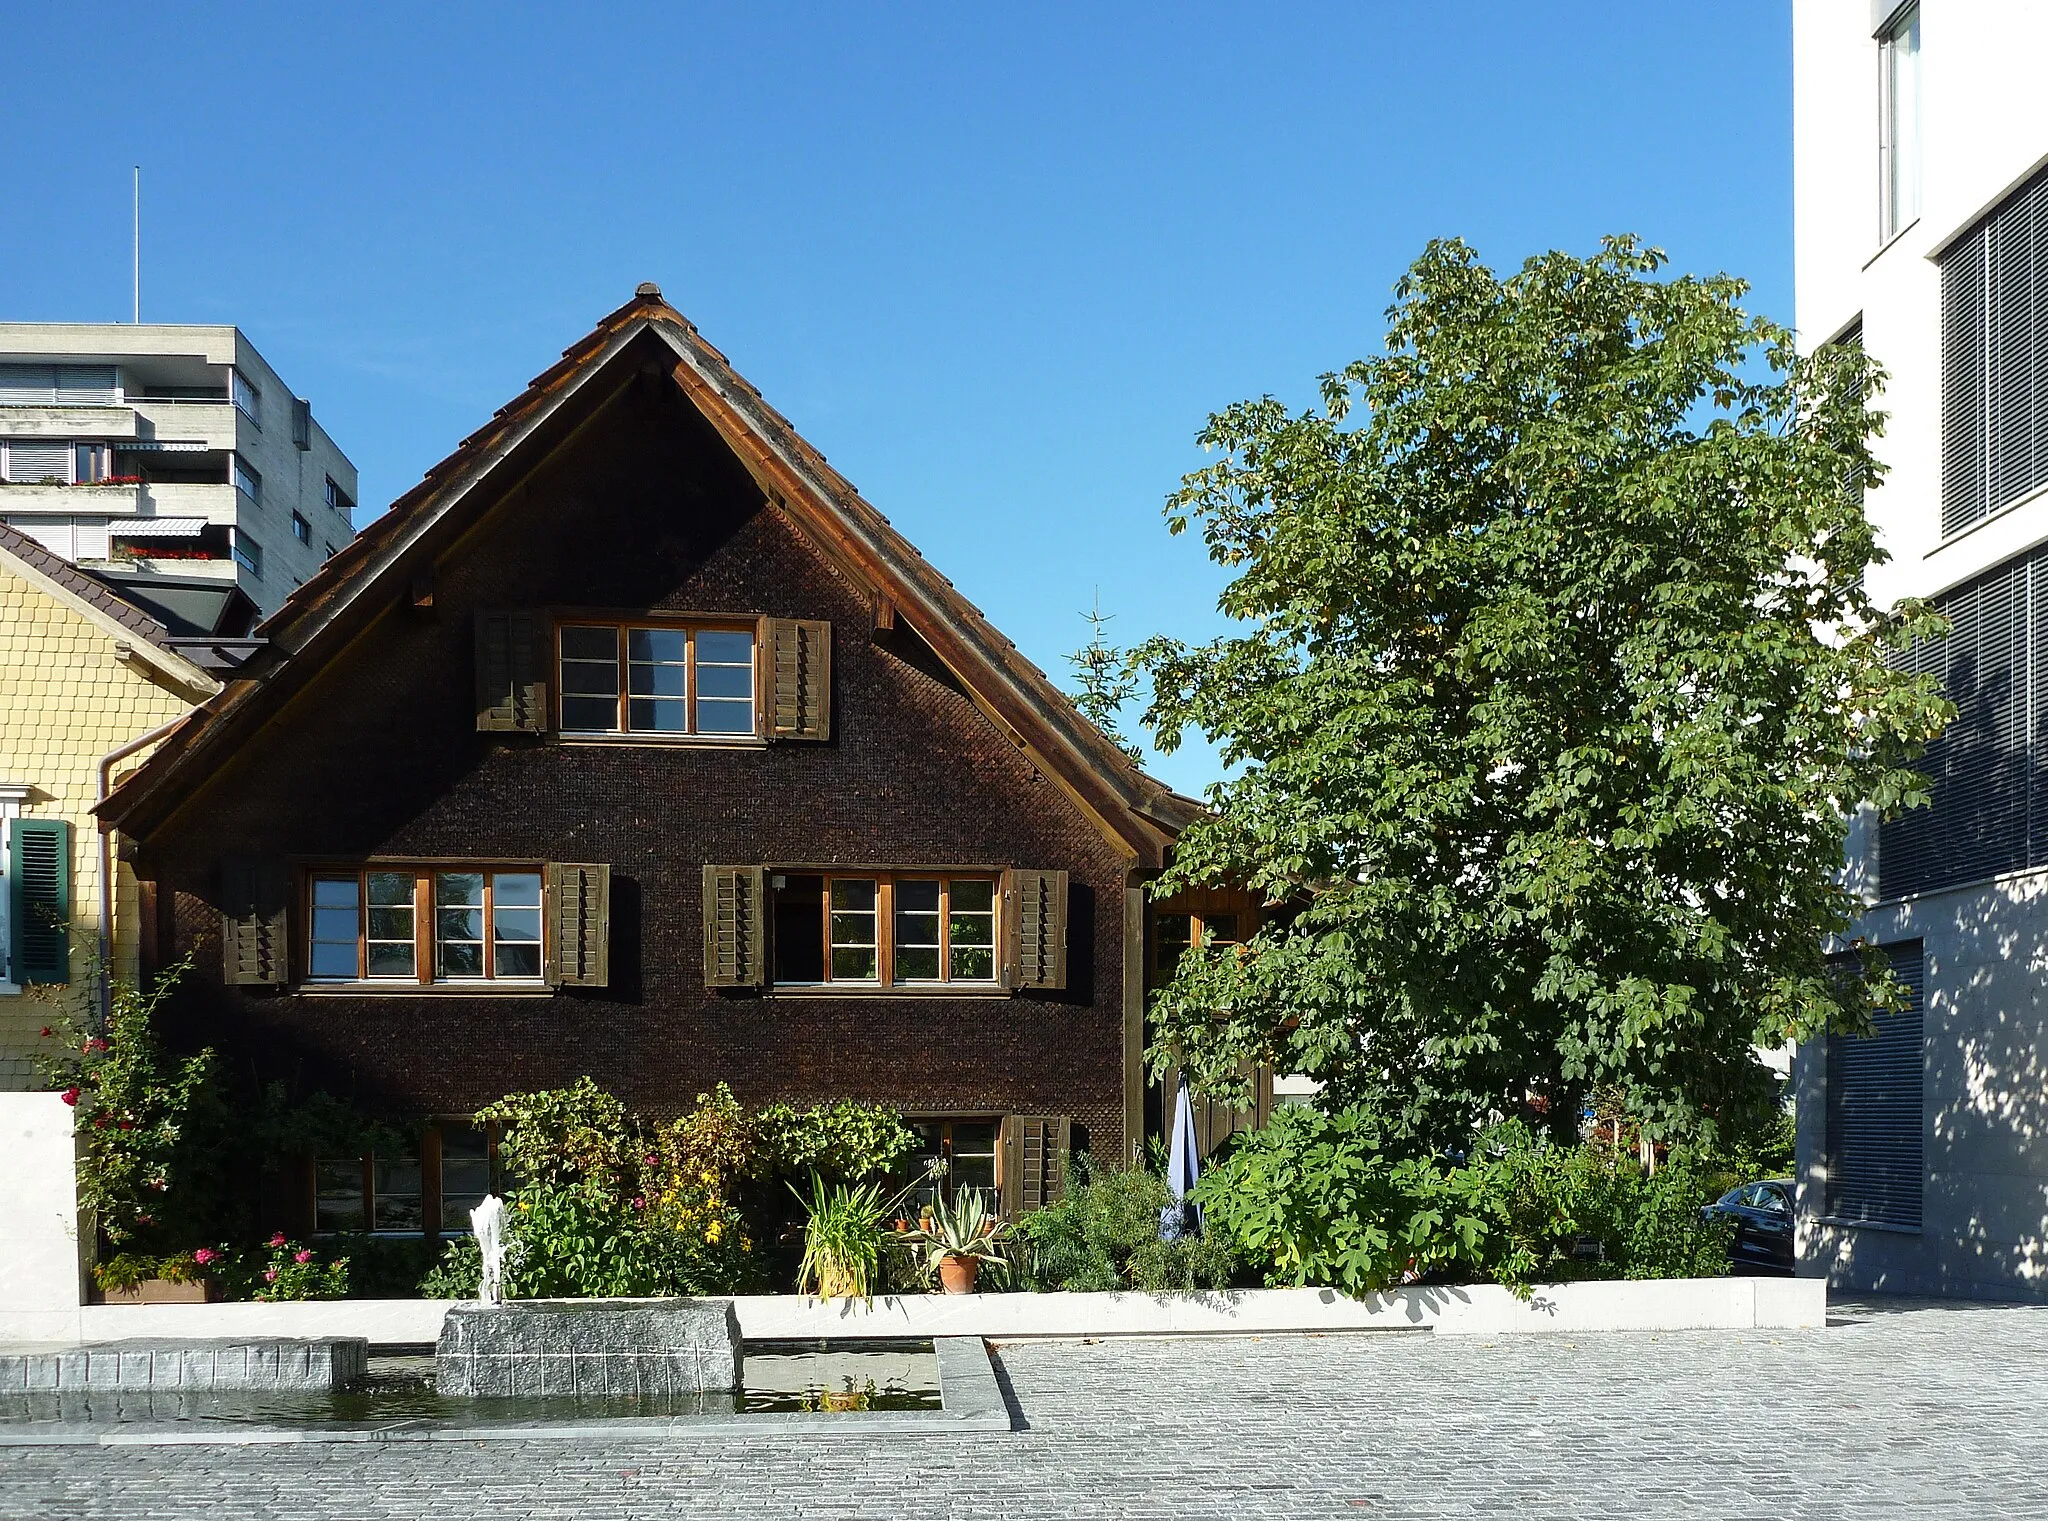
<box><xmin>192</xmin><ymin>1248</ymin><xmax>218</xmax><ymax>1266</ymax></box>
<box><xmin>136</xmin><ymin>1214</ymin><xmax>153</xmax><ymax>1227</ymax></box>
<box><xmin>38</xmin><ymin>1026</ymin><xmax>53</xmax><ymax>1039</ymax></box>
<box><xmin>293</xmin><ymin>1249</ymin><xmax>313</xmax><ymax>1264</ymax></box>
<box><xmin>631</xmin><ymin>1196</ymin><xmax>646</xmax><ymax>1211</ymax></box>
<box><xmin>59</xmin><ymin>1087</ymin><xmax>79</xmax><ymax>1106</ymax></box>
<box><xmin>644</xmin><ymin>1153</ymin><xmax>658</xmax><ymax>1166</ymax></box>
<box><xmin>83</xmin><ymin>1038</ymin><xmax>109</xmax><ymax>1054</ymax></box>
<box><xmin>267</xmin><ymin>1232</ymin><xmax>288</xmax><ymax>1248</ymax></box>
<box><xmin>263</xmin><ymin>1269</ymin><xmax>278</xmax><ymax>1283</ymax></box>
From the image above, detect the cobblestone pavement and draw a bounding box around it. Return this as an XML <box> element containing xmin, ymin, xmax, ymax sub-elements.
<box><xmin>5</xmin><ymin>1297</ymin><xmax>2046</xmax><ymax>1519</ymax></box>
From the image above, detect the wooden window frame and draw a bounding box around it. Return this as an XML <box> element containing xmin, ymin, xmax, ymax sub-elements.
<box><xmin>555</xmin><ymin>615</ymin><xmax>762</xmax><ymax>741</ymax></box>
<box><xmin>301</xmin><ymin>864</ymin><xmax>548</xmax><ymax>989</ymax></box>
<box><xmin>777</xmin><ymin>870</ymin><xmax>1005</xmax><ymax>990</ymax></box>
<box><xmin>907</xmin><ymin>1115</ymin><xmax>1005</xmax><ymax>1211</ymax></box>
<box><xmin>1152</xmin><ymin>902</ymin><xmax>1247</xmax><ymax>980</ymax></box>
<box><xmin>313</xmin><ymin>1121</ymin><xmax>500</xmax><ymax>1241</ymax></box>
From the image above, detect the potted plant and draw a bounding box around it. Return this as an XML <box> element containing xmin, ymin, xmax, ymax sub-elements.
<box><xmin>91</xmin><ymin>1248</ymin><xmax>225</xmax><ymax>1305</ymax></box>
<box><xmin>901</xmin><ymin>1190</ymin><xmax>1013</xmax><ymax>1295</ymax></box>
<box><xmin>793</xmin><ymin>1161</ymin><xmax>945</xmax><ymax>1302</ymax></box>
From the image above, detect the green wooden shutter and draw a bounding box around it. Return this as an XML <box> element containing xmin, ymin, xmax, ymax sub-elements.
<box><xmin>544</xmin><ymin>863</ymin><xmax>610</xmax><ymax>987</ymax></box>
<box><xmin>1001</xmin><ymin>1115</ymin><xmax>1071</xmax><ymax>1215</ymax></box>
<box><xmin>1003</xmin><ymin>868</ymin><xmax>1068</xmax><ymax>990</ymax></box>
<box><xmin>220</xmin><ymin>857</ymin><xmax>288</xmax><ymax>985</ymax></box>
<box><xmin>702</xmin><ymin>865</ymin><xmax>765</xmax><ymax>987</ymax></box>
<box><xmin>9</xmin><ymin>818</ymin><xmax>71</xmax><ymax>985</ymax></box>
<box><xmin>475</xmin><ymin>610</ymin><xmax>548</xmax><ymax>732</ymax></box>
<box><xmin>763</xmin><ymin>618</ymin><xmax>831</xmax><ymax>740</ymax></box>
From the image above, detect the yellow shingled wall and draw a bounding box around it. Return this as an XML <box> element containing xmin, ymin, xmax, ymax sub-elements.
<box><xmin>0</xmin><ymin>563</ymin><xmax>203</xmax><ymax>1088</ymax></box>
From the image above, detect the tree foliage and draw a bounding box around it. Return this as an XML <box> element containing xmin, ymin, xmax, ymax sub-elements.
<box><xmin>1139</xmin><ymin>236</ymin><xmax>1950</xmax><ymax>1148</ymax></box>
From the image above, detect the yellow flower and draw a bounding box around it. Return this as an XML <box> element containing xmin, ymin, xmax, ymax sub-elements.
<box><xmin>705</xmin><ymin>1220</ymin><xmax>723</xmax><ymax>1244</ymax></box>
<box><xmin>517</xmin><ymin>1200</ymin><xmax>531</xmax><ymax>1211</ymax></box>
<box><xmin>700</xmin><ymin>1169</ymin><xmax>717</xmax><ymax>1185</ymax></box>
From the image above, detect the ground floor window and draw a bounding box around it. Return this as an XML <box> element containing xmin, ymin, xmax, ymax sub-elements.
<box><xmin>312</xmin><ymin>1121</ymin><xmax>498</xmax><ymax>1237</ymax></box>
<box><xmin>909</xmin><ymin>1117</ymin><xmax>1002</xmax><ymax>1211</ymax></box>
<box><xmin>1824</xmin><ymin>940</ymin><xmax>1925</xmax><ymax>1232</ymax></box>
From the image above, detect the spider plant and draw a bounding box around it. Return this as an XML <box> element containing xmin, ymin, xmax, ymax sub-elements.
<box><xmin>792</xmin><ymin>1160</ymin><xmax>945</xmax><ymax>1301</ymax></box>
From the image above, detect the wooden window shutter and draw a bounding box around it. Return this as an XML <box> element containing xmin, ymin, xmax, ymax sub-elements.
<box><xmin>702</xmin><ymin>865</ymin><xmax>766</xmax><ymax>987</ymax></box>
<box><xmin>1001</xmin><ymin>1115</ymin><xmax>1071</xmax><ymax>1214</ymax></box>
<box><xmin>1002</xmin><ymin>868</ymin><xmax>1068</xmax><ymax>990</ymax></box>
<box><xmin>219</xmin><ymin>855</ymin><xmax>287</xmax><ymax>986</ymax></box>
<box><xmin>544</xmin><ymin>863</ymin><xmax>610</xmax><ymax>987</ymax></box>
<box><xmin>763</xmin><ymin>618</ymin><xmax>831</xmax><ymax>740</ymax></box>
<box><xmin>475</xmin><ymin>610</ymin><xmax>548</xmax><ymax>732</ymax></box>
<box><xmin>9</xmin><ymin>818</ymin><xmax>72</xmax><ymax>986</ymax></box>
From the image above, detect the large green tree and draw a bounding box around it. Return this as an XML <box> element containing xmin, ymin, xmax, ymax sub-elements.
<box><xmin>1140</xmin><ymin>236</ymin><xmax>1949</xmax><ymax>1150</ymax></box>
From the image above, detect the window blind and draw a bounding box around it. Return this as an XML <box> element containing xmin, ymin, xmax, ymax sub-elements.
<box><xmin>1880</xmin><ymin>543</ymin><xmax>2047</xmax><ymax>899</ymax></box>
<box><xmin>1941</xmin><ymin>160</ymin><xmax>2048</xmax><ymax>535</ymax></box>
<box><xmin>1824</xmin><ymin>940</ymin><xmax>1924</xmax><ymax>1231</ymax></box>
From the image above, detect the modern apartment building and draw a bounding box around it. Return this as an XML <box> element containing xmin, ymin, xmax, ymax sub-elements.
<box><xmin>0</xmin><ymin>324</ymin><xmax>358</xmax><ymax>621</ymax></box>
<box><xmin>1793</xmin><ymin>1</ymin><xmax>2048</xmax><ymax>1300</ymax></box>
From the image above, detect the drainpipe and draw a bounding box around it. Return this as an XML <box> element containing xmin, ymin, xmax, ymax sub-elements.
<box><xmin>95</xmin><ymin>715</ymin><xmax>188</xmax><ymax>1030</ymax></box>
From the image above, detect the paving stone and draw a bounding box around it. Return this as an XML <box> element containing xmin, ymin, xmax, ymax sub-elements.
<box><xmin>2</xmin><ymin>1297</ymin><xmax>2045</xmax><ymax>1517</ymax></box>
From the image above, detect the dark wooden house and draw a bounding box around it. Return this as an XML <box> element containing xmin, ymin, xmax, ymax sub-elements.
<box><xmin>100</xmin><ymin>286</ymin><xmax>1219</xmax><ymax>1238</ymax></box>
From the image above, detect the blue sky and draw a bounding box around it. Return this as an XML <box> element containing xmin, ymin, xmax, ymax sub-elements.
<box><xmin>0</xmin><ymin>2</ymin><xmax>1791</xmax><ymax>795</ymax></box>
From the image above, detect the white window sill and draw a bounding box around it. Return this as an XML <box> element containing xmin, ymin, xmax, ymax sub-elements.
<box><xmin>296</xmin><ymin>981</ymin><xmax>554</xmax><ymax>997</ymax></box>
<box><xmin>0</xmin><ymin>983</ymin><xmax>20</xmax><ymax>998</ymax></box>
<box><xmin>766</xmin><ymin>983</ymin><xmax>1012</xmax><ymax>999</ymax></box>
<box><xmin>557</xmin><ymin>732</ymin><xmax>767</xmax><ymax>749</ymax></box>
<box><xmin>1814</xmin><ymin>1214</ymin><xmax>1922</xmax><ymax>1237</ymax></box>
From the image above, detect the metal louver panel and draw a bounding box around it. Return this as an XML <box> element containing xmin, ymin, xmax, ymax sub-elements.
<box><xmin>3</xmin><ymin>441</ymin><xmax>73</xmax><ymax>483</ymax></box>
<box><xmin>0</xmin><ymin>365</ymin><xmax>57</xmax><ymax>406</ymax></box>
<box><xmin>1941</xmin><ymin>160</ymin><xmax>2048</xmax><ymax>534</ymax></box>
<box><xmin>1941</xmin><ymin>226</ymin><xmax>1988</xmax><ymax>535</ymax></box>
<box><xmin>1824</xmin><ymin>941</ymin><xmax>1924</xmax><ymax>1231</ymax></box>
<box><xmin>53</xmin><ymin>366</ymin><xmax>119</xmax><ymax>405</ymax></box>
<box><xmin>1880</xmin><ymin>546</ymin><xmax>2040</xmax><ymax>900</ymax></box>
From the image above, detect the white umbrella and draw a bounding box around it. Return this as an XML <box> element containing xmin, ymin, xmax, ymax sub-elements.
<box><xmin>1161</xmin><ymin>1073</ymin><xmax>1204</xmax><ymax>1240</ymax></box>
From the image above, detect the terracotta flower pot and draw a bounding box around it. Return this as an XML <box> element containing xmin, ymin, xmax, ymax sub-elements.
<box><xmin>97</xmin><ymin>1278</ymin><xmax>216</xmax><ymax>1306</ymax></box>
<box><xmin>938</xmin><ymin>1255</ymin><xmax>980</xmax><ymax>1295</ymax></box>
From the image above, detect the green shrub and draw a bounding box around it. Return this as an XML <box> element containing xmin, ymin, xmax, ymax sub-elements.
<box><xmin>245</xmin><ymin>1234</ymin><xmax>349</xmax><ymax>1301</ymax></box>
<box><xmin>1193</xmin><ymin>1108</ymin><xmax>1736</xmax><ymax>1297</ymax></box>
<box><xmin>1018</xmin><ymin>1154</ymin><xmax>1240</xmax><ymax>1292</ymax></box>
<box><xmin>419</xmin><ymin>1237</ymin><xmax>482</xmax><ymax>1298</ymax></box>
<box><xmin>757</xmin><ymin>1100</ymin><xmax>920</xmax><ymax>1182</ymax></box>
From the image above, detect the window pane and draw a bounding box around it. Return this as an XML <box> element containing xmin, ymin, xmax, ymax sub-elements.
<box><xmin>695</xmin><ymin>630</ymin><xmax>754</xmax><ymax>666</ymax></box>
<box><xmin>694</xmin><ymin>698</ymin><xmax>754</xmax><ymax>734</ymax></box>
<box><xmin>315</xmin><ymin>1158</ymin><xmax>364</xmax><ymax>1234</ymax></box>
<box><xmin>373</xmin><ymin>1153</ymin><xmax>423</xmax><ymax>1233</ymax></box>
<box><xmin>562</xmin><ymin>695</ymin><xmax>618</xmax><ymax>731</ymax></box>
<box><xmin>365</xmin><ymin>872</ymin><xmax>415</xmax><ymax>978</ymax></box>
<box><xmin>773</xmin><ymin>874</ymin><xmax>826</xmax><ymax>984</ymax></box>
<box><xmin>309</xmin><ymin>876</ymin><xmax>360</xmax><ymax>980</ymax></box>
<box><xmin>694</xmin><ymin>663</ymin><xmax>752</xmax><ymax>699</ymax></box>
<box><xmin>895</xmin><ymin>879</ymin><xmax>941</xmax><ymax>982</ymax></box>
<box><xmin>440</xmin><ymin>1126</ymin><xmax>491</xmax><ymax>1232</ymax></box>
<box><xmin>950</xmin><ymin>1121</ymin><xmax>999</xmax><ymax>1200</ymax></box>
<box><xmin>628</xmin><ymin>627</ymin><xmax>687</xmax><ymax>663</ymax></box>
<box><xmin>829</xmin><ymin>880</ymin><xmax>877</xmax><ymax>981</ymax></box>
<box><xmin>559</xmin><ymin>626</ymin><xmax>618</xmax><ymax>661</ymax></box>
<box><xmin>492</xmin><ymin>872</ymin><xmax>543</xmax><ymax>980</ymax></box>
<box><xmin>628</xmin><ymin>697</ymin><xmax>687</xmax><ymax>731</ymax></box>
<box><xmin>948</xmin><ymin>877</ymin><xmax>995</xmax><ymax>983</ymax></box>
<box><xmin>1156</xmin><ymin>913</ymin><xmax>1192</xmax><ymax>975</ymax></box>
<box><xmin>1204</xmin><ymin>914</ymin><xmax>1240</xmax><ymax>946</ymax></box>
<box><xmin>628</xmin><ymin>660</ymin><xmax>686</xmax><ymax>697</ymax></box>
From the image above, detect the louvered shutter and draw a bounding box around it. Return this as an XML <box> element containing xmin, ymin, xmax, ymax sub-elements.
<box><xmin>763</xmin><ymin>618</ymin><xmax>831</xmax><ymax>740</ymax></box>
<box><xmin>4</xmin><ymin>441</ymin><xmax>73</xmax><ymax>483</ymax></box>
<box><xmin>1002</xmin><ymin>868</ymin><xmax>1068</xmax><ymax>990</ymax></box>
<box><xmin>54</xmin><ymin>366</ymin><xmax>119</xmax><ymax>405</ymax></box>
<box><xmin>702</xmin><ymin>865</ymin><xmax>765</xmax><ymax>987</ymax></box>
<box><xmin>8</xmin><ymin>819</ymin><xmax>71</xmax><ymax>986</ymax></box>
<box><xmin>219</xmin><ymin>856</ymin><xmax>287</xmax><ymax>986</ymax></box>
<box><xmin>475</xmin><ymin>610</ymin><xmax>548</xmax><ymax>732</ymax></box>
<box><xmin>544</xmin><ymin>863</ymin><xmax>610</xmax><ymax>987</ymax></box>
<box><xmin>0</xmin><ymin>365</ymin><xmax>56</xmax><ymax>405</ymax></box>
<box><xmin>1824</xmin><ymin>941</ymin><xmax>1924</xmax><ymax>1230</ymax></box>
<box><xmin>1001</xmin><ymin>1114</ymin><xmax>1071</xmax><ymax>1215</ymax></box>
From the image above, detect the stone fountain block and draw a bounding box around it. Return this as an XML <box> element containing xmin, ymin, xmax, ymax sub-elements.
<box><xmin>435</xmin><ymin>1298</ymin><xmax>743</xmax><ymax>1398</ymax></box>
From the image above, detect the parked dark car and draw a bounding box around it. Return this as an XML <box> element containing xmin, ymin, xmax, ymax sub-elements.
<box><xmin>1701</xmin><ymin>1179</ymin><xmax>1795</xmax><ymax>1274</ymax></box>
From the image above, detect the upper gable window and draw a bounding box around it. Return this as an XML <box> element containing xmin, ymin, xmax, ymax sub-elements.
<box><xmin>558</xmin><ymin>621</ymin><xmax>757</xmax><ymax>737</ymax></box>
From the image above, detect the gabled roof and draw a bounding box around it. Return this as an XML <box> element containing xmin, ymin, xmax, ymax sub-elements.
<box><xmin>0</xmin><ymin>519</ymin><xmax>216</xmax><ymax>696</ymax></box>
<box><xmin>98</xmin><ymin>286</ymin><xmax>1199</xmax><ymax>863</ymax></box>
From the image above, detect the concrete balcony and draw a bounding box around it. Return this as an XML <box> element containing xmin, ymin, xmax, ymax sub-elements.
<box><xmin>0</xmin><ymin>406</ymin><xmax>139</xmax><ymax>440</ymax></box>
<box><xmin>129</xmin><ymin>397</ymin><xmax>238</xmax><ymax>449</ymax></box>
<box><xmin>140</xmin><ymin>481</ymin><xmax>235</xmax><ymax>521</ymax></box>
<box><xmin>0</xmin><ymin>480</ymin><xmax>142</xmax><ymax>514</ymax></box>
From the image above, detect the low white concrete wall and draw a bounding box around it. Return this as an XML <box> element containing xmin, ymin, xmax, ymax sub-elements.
<box><xmin>0</xmin><ymin>1092</ymin><xmax>86</xmax><ymax>1342</ymax></box>
<box><xmin>0</xmin><ymin>1277</ymin><xmax>1826</xmax><ymax>1347</ymax></box>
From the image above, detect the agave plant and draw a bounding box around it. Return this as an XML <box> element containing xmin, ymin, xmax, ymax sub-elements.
<box><xmin>901</xmin><ymin>1188</ymin><xmax>1015</xmax><ymax>1288</ymax></box>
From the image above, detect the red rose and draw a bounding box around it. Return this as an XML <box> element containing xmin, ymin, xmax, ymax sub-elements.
<box><xmin>117</xmin><ymin>1119</ymin><xmax>133</xmax><ymax>1130</ymax></box>
<box><xmin>268</xmin><ymin>1232</ymin><xmax>288</xmax><ymax>1248</ymax></box>
<box><xmin>39</xmin><ymin>1027</ymin><xmax>53</xmax><ymax>1039</ymax></box>
<box><xmin>193</xmin><ymin>1248</ymin><xmax>218</xmax><ymax>1266</ymax></box>
<box><xmin>293</xmin><ymin>1249</ymin><xmax>313</xmax><ymax>1264</ymax></box>
<box><xmin>60</xmin><ymin>1087</ymin><xmax>80</xmax><ymax>1106</ymax></box>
